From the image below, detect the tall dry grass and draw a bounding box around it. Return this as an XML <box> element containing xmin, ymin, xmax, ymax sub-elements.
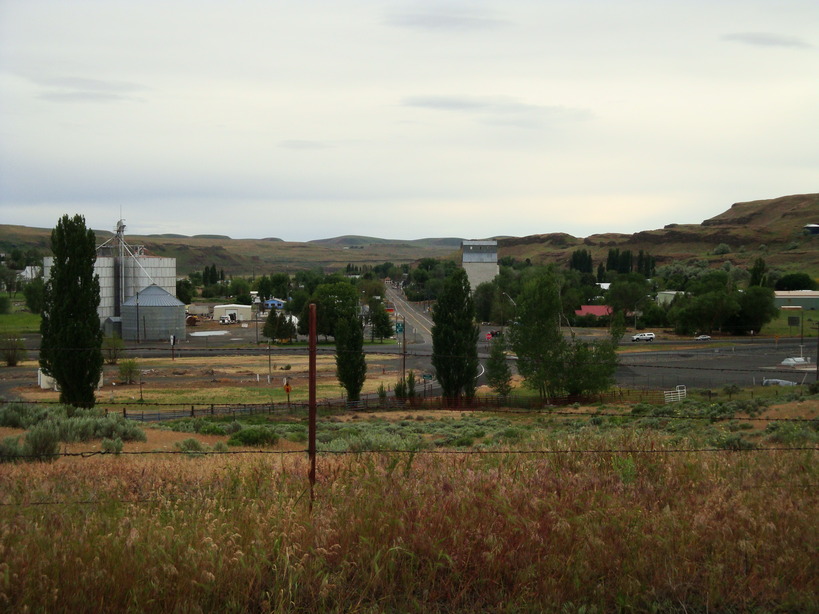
<box><xmin>0</xmin><ymin>431</ymin><xmax>816</xmax><ymax>613</ymax></box>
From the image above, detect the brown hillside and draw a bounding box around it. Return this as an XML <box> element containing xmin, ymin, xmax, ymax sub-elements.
<box><xmin>2</xmin><ymin>194</ymin><xmax>817</xmax><ymax>276</ymax></box>
<box><xmin>498</xmin><ymin>194</ymin><xmax>819</xmax><ymax>274</ymax></box>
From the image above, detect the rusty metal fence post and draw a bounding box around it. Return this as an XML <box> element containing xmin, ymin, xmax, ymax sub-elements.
<box><xmin>308</xmin><ymin>303</ymin><xmax>317</xmax><ymax>511</ymax></box>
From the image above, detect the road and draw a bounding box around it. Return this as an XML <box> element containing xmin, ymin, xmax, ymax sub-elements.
<box><xmin>385</xmin><ymin>286</ymin><xmax>818</xmax><ymax>390</ymax></box>
<box><xmin>9</xmin><ymin>292</ymin><xmax>817</xmax><ymax>399</ymax></box>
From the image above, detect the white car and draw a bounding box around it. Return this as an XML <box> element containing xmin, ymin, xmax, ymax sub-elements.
<box><xmin>762</xmin><ymin>378</ymin><xmax>797</xmax><ymax>387</ymax></box>
<box><xmin>631</xmin><ymin>332</ymin><xmax>655</xmax><ymax>342</ymax></box>
<box><xmin>695</xmin><ymin>335</ymin><xmax>711</xmax><ymax>341</ymax></box>
<box><xmin>781</xmin><ymin>357</ymin><xmax>809</xmax><ymax>366</ymax></box>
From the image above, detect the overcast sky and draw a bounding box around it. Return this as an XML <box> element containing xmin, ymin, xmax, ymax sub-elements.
<box><xmin>1</xmin><ymin>1</ymin><xmax>817</xmax><ymax>242</ymax></box>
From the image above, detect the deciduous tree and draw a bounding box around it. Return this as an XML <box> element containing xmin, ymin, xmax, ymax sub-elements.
<box><xmin>39</xmin><ymin>214</ymin><xmax>103</xmax><ymax>408</ymax></box>
<box><xmin>335</xmin><ymin>315</ymin><xmax>367</xmax><ymax>404</ymax></box>
<box><xmin>485</xmin><ymin>336</ymin><xmax>512</xmax><ymax>398</ymax></box>
<box><xmin>431</xmin><ymin>268</ymin><xmax>479</xmax><ymax>405</ymax></box>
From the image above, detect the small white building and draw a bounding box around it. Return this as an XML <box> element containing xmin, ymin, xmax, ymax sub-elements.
<box><xmin>213</xmin><ymin>303</ymin><xmax>253</xmax><ymax>322</ymax></box>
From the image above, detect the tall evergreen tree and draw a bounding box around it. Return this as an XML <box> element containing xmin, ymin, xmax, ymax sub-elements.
<box><xmin>39</xmin><ymin>214</ymin><xmax>103</xmax><ymax>408</ymax></box>
<box><xmin>334</xmin><ymin>315</ymin><xmax>367</xmax><ymax>404</ymax></box>
<box><xmin>431</xmin><ymin>268</ymin><xmax>479</xmax><ymax>405</ymax></box>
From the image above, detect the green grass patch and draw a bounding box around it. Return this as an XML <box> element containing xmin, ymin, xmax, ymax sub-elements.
<box><xmin>0</xmin><ymin>311</ymin><xmax>40</xmax><ymax>334</ymax></box>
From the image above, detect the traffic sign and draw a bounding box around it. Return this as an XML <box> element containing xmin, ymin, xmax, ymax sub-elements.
<box><xmin>395</xmin><ymin>322</ymin><xmax>404</xmax><ymax>333</ymax></box>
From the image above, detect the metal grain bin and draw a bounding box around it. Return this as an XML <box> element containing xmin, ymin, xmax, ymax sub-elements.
<box><xmin>121</xmin><ymin>284</ymin><xmax>186</xmax><ymax>342</ymax></box>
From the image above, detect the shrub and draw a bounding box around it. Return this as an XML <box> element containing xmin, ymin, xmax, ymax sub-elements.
<box><xmin>101</xmin><ymin>437</ymin><xmax>123</xmax><ymax>454</ymax></box>
<box><xmin>227</xmin><ymin>426</ymin><xmax>279</xmax><ymax>447</ymax></box>
<box><xmin>199</xmin><ymin>422</ymin><xmax>227</xmax><ymax>436</ymax></box>
<box><xmin>0</xmin><ymin>436</ymin><xmax>22</xmax><ymax>462</ymax></box>
<box><xmin>175</xmin><ymin>438</ymin><xmax>208</xmax><ymax>455</ymax></box>
<box><xmin>102</xmin><ymin>335</ymin><xmax>125</xmax><ymax>365</ymax></box>
<box><xmin>763</xmin><ymin>421</ymin><xmax>819</xmax><ymax>445</ymax></box>
<box><xmin>715</xmin><ymin>433</ymin><xmax>756</xmax><ymax>451</ymax></box>
<box><xmin>1</xmin><ymin>334</ymin><xmax>27</xmax><ymax>367</ymax></box>
<box><xmin>286</xmin><ymin>430</ymin><xmax>307</xmax><ymax>443</ymax></box>
<box><xmin>23</xmin><ymin>421</ymin><xmax>60</xmax><ymax>461</ymax></box>
<box><xmin>118</xmin><ymin>359</ymin><xmax>140</xmax><ymax>385</ymax></box>
<box><xmin>0</xmin><ymin>403</ymin><xmax>36</xmax><ymax>429</ymax></box>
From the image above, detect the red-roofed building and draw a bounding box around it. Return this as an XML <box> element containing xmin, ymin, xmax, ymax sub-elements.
<box><xmin>574</xmin><ymin>305</ymin><xmax>612</xmax><ymax>318</ymax></box>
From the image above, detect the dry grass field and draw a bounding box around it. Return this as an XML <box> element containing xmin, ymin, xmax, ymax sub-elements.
<box><xmin>2</xmin><ymin>375</ymin><xmax>818</xmax><ymax>613</ymax></box>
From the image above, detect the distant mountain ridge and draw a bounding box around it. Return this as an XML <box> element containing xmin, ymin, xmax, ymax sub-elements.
<box><xmin>1</xmin><ymin>194</ymin><xmax>816</xmax><ymax>275</ymax></box>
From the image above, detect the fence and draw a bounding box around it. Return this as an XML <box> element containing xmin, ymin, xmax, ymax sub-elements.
<box><xmin>110</xmin><ymin>387</ymin><xmax>674</xmax><ymax>422</ymax></box>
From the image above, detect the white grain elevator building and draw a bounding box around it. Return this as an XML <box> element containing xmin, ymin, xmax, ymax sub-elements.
<box><xmin>43</xmin><ymin>220</ymin><xmax>178</xmax><ymax>329</ymax></box>
<box><xmin>461</xmin><ymin>240</ymin><xmax>499</xmax><ymax>291</ymax></box>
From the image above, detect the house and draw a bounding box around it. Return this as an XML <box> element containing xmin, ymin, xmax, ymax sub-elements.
<box><xmin>262</xmin><ymin>298</ymin><xmax>286</xmax><ymax>311</ymax></box>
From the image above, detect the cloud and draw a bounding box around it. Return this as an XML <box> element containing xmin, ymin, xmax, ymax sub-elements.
<box><xmin>722</xmin><ymin>32</ymin><xmax>812</xmax><ymax>48</ymax></box>
<box><xmin>386</xmin><ymin>11</ymin><xmax>508</xmax><ymax>31</ymax></box>
<box><xmin>403</xmin><ymin>95</ymin><xmax>592</xmax><ymax>127</ymax></box>
<box><xmin>31</xmin><ymin>75</ymin><xmax>147</xmax><ymax>103</ymax></box>
<box><xmin>279</xmin><ymin>140</ymin><xmax>332</xmax><ymax>150</ymax></box>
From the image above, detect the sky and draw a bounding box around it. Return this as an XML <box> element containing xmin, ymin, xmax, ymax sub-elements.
<box><xmin>1</xmin><ymin>1</ymin><xmax>817</xmax><ymax>242</ymax></box>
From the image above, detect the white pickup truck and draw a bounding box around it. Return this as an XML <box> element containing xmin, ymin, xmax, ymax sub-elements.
<box><xmin>631</xmin><ymin>332</ymin><xmax>655</xmax><ymax>342</ymax></box>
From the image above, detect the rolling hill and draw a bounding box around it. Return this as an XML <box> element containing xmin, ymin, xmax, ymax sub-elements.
<box><xmin>1</xmin><ymin>194</ymin><xmax>817</xmax><ymax>277</ymax></box>
<box><xmin>498</xmin><ymin>193</ymin><xmax>819</xmax><ymax>276</ymax></box>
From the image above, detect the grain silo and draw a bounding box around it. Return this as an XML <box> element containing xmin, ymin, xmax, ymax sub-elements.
<box><xmin>43</xmin><ymin>220</ymin><xmax>178</xmax><ymax>326</ymax></box>
<box><xmin>121</xmin><ymin>284</ymin><xmax>186</xmax><ymax>342</ymax></box>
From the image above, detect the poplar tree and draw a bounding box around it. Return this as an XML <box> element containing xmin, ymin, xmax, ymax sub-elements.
<box><xmin>485</xmin><ymin>335</ymin><xmax>512</xmax><ymax>398</ymax></box>
<box><xmin>39</xmin><ymin>214</ymin><xmax>103</xmax><ymax>408</ymax></box>
<box><xmin>335</xmin><ymin>315</ymin><xmax>367</xmax><ymax>404</ymax></box>
<box><xmin>431</xmin><ymin>268</ymin><xmax>479</xmax><ymax>405</ymax></box>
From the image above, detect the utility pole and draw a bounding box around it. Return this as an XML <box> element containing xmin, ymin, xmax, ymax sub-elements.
<box><xmin>402</xmin><ymin>315</ymin><xmax>406</xmax><ymax>383</ymax></box>
<box><xmin>814</xmin><ymin>324</ymin><xmax>819</xmax><ymax>382</ymax></box>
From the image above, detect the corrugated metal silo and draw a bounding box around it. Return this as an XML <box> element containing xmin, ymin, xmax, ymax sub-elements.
<box><xmin>121</xmin><ymin>284</ymin><xmax>186</xmax><ymax>342</ymax></box>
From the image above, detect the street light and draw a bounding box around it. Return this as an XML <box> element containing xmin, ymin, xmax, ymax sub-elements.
<box><xmin>501</xmin><ymin>292</ymin><xmax>516</xmax><ymax>332</ymax></box>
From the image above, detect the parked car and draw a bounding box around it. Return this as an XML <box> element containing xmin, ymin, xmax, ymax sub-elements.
<box><xmin>762</xmin><ymin>378</ymin><xmax>797</xmax><ymax>387</ymax></box>
<box><xmin>781</xmin><ymin>357</ymin><xmax>810</xmax><ymax>366</ymax></box>
<box><xmin>631</xmin><ymin>332</ymin><xmax>656</xmax><ymax>342</ymax></box>
<box><xmin>695</xmin><ymin>335</ymin><xmax>711</xmax><ymax>341</ymax></box>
